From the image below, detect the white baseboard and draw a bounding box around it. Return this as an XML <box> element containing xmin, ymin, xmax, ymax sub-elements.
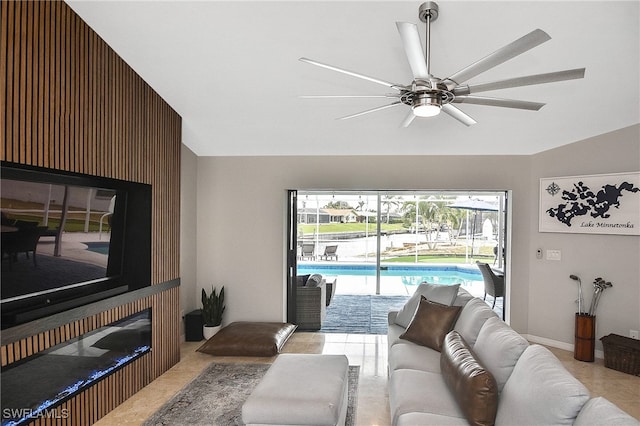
<box><xmin>524</xmin><ymin>334</ymin><xmax>604</xmax><ymax>360</ymax></box>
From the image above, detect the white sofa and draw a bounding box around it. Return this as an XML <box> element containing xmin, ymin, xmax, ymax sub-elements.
<box><xmin>387</xmin><ymin>284</ymin><xmax>638</xmax><ymax>426</ymax></box>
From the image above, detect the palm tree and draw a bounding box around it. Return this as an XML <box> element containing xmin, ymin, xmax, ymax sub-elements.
<box><xmin>324</xmin><ymin>200</ymin><xmax>352</xmax><ymax>209</ymax></box>
<box><xmin>381</xmin><ymin>195</ymin><xmax>401</xmax><ymax>224</ymax></box>
<box><xmin>402</xmin><ymin>196</ymin><xmax>460</xmax><ymax>246</ymax></box>
<box><xmin>400</xmin><ymin>200</ymin><xmax>418</xmax><ymax>228</ymax></box>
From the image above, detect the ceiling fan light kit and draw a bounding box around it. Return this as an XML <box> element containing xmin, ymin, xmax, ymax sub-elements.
<box><xmin>412</xmin><ymin>93</ymin><xmax>441</xmax><ymax>117</ymax></box>
<box><xmin>300</xmin><ymin>2</ymin><xmax>585</xmax><ymax>127</ymax></box>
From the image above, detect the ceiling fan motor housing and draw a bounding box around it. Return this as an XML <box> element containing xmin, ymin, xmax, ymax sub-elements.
<box><xmin>402</xmin><ymin>79</ymin><xmax>454</xmax><ymax>109</ymax></box>
<box><xmin>419</xmin><ymin>2</ymin><xmax>439</xmax><ymax>23</ymax></box>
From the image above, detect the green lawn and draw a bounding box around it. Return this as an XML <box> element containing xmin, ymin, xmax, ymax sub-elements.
<box><xmin>299</xmin><ymin>222</ymin><xmax>405</xmax><ymax>234</ymax></box>
<box><xmin>3</xmin><ymin>213</ymin><xmax>110</xmax><ymax>232</ymax></box>
<box><xmin>383</xmin><ymin>255</ymin><xmax>495</xmax><ymax>263</ymax></box>
<box><xmin>3</xmin><ymin>198</ymin><xmax>110</xmax><ymax>232</ymax></box>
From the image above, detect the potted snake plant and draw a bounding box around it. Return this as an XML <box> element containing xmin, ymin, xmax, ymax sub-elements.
<box><xmin>201</xmin><ymin>285</ymin><xmax>225</xmax><ymax>339</ymax></box>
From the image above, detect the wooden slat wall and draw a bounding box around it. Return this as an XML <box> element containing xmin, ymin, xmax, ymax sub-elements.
<box><xmin>1</xmin><ymin>1</ymin><xmax>182</xmax><ymax>424</ymax></box>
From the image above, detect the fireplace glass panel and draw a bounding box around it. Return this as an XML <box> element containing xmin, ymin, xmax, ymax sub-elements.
<box><xmin>1</xmin><ymin>309</ymin><xmax>151</xmax><ymax>425</ymax></box>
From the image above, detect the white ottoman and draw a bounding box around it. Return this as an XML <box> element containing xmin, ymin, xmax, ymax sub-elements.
<box><xmin>242</xmin><ymin>354</ymin><xmax>350</xmax><ymax>426</ymax></box>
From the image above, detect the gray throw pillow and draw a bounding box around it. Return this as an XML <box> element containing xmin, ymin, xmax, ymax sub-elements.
<box><xmin>394</xmin><ymin>283</ymin><xmax>460</xmax><ymax>328</ymax></box>
<box><xmin>472</xmin><ymin>316</ymin><xmax>529</xmax><ymax>393</ymax></box>
<box><xmin>454</xmin><ymin>298</ymin><xmax>499</xmax><ymax>347</ymax></box>
<box><xmin>306</xmin><ymin>273</ymin><xmax>323</xmax><ymax>287</ymax></box>
<box><xmin>574</xmin><ymin>397</ymin><xmax>638</xmax><ymax>425</ymax></box>
<box><xmin>495</xmin><ymin>345</ymin><xmax>590</xmax><ymax>425</ymax></box>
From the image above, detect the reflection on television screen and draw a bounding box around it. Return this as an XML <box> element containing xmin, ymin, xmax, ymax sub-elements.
<box><xmin>1</xmin><ymin>179</ymin><xmax>116</xmax><ymax>302</ymax></box>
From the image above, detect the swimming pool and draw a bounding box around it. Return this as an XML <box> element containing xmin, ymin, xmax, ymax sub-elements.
<box><xmin>297</xmin><ymin>262</ymin><xmax>484</xmax><ymax>294</ymax></box>
<box><xmin>84</xmin><ymin>241</ymin><xmax>110</xmax><ymax>255</ymax></box>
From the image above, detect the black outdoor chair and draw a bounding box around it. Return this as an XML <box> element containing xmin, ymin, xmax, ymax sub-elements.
<box><xmin>477</xmin><ymin>262</ymin><xmax>505</xmax><ymax>309</ymax></box>
<box><xmin>2</xmin><ymin>226</ymin><xmax>44</xmax><ymax>268</ymax></box>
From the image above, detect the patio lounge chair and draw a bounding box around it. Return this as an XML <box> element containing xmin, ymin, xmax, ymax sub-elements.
<box><xmin>319</xmin><ymin>245</ymin><xmax>338</xmax><ymax>261</ymax></box>
<box><xmin>299</xmin><ymin>243</ymin><xmax>315</xmax><ymax>260</ymax></box>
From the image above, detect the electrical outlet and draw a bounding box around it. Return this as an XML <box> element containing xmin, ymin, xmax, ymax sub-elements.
<box><xmin>631</xmin><ymin>330</ymin><xmax>639</xmax><ymax>339</ymax></box>
<box><xmin>536</xmin><ymin>248</ymin><xmax>543</xmax><ymax>259</ymax></box>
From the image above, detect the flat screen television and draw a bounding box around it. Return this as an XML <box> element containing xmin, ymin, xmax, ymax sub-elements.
<box><xmin>1</xmin><ymin>162</ymin><xmax>152</xmax><ymax>329</ymax></box>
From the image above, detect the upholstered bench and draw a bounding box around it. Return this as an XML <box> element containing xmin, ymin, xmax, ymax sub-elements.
<box><xmin>242</xmin><ymin>354</ymin><xmax>350</xmax><ymax>426</ymax></box>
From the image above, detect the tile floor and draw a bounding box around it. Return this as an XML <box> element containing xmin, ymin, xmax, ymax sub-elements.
<box><xmin>95</xmin><ymin>332</ymin><xmax>639</xmax><ymax>426</ymax></box>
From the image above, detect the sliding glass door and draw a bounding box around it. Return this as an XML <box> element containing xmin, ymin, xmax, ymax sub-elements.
<box><xmin>289</xmin><ymin>190</ymin><xmax>509</xmax><ymax>321</ymax></box>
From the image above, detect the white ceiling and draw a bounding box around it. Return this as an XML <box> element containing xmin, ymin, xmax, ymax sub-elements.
<box><xmin>66</xmin><ymin>0</ymin><xmax>639</xmax><ymax>156</ymax></box>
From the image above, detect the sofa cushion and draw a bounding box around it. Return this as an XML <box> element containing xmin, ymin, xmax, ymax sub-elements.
<box><xmin>389</xmin><ymin>369</ymin><xmax>466</xmax><ymax>425</ymax></box>
<box><xmin>440</xmin><ymin>331</ymin><xmax>498</xmax><ymax>426</ymax></box>
<box><xmin>473</xmin><ymin>316</ymin><xmax>529</xmax><ymax>393</ymax></box>
<box><xmin>495</xmin><ymin>344</ymin><xmax>590</xmax><ymax>425</ymax></box>
<box><xmin>399</xmin><ymin>296</ymin><xmax>461</xmax><ymax>352</ymax></box>
<box><xmin>306</xmin><ymin>273</ymin><xmax>323</xmax><ymax>287</ymax></box>
<box><xmin>389</xmin><ymin>342</ymin><xmax>442</xmax><ymax>374</ymax></box>
<box><xmin>453</xmin><ymin>298</ymin><xmax>498</xmax><ymax>347</ymax></box>
<box><xmin>387</xmin><ymin>321</ymin><xmax>406</xmax><ymax>349</ymax></box>
<box><xmin>395</xmin><ymin>283</ymin><xmax>460</xmax><ymax>328</ymax></box>
<box><xmin>452</xmin><ymin>287</ymin><xmax>475</xmax><ymax>307</ymax></box>
<box><xmin>573</xmin><ymin>397</ymin><xmax>638</xmax><ymax>426</ymax></box>
<box><xmin>396</xmin><ymin>412</ymin><xmax>470</xmax><ymax>426</ymax></box>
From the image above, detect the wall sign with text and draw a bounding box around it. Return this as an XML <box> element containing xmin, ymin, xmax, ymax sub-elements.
<box><xmin>539</xmin><ymin>172</ymin><xmax>640</xmax><ymax>235</ymax></box>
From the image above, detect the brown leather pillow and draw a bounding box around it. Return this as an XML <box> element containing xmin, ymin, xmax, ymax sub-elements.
<box><xmin>197</xmin><ymin>322</ymin><xmax>297</xmax><ymax>357</ymax></box>
<box><xmin>399</xmin><ymin>296</ymin><xmax>461</xmax><ymax>351</ymax></box>
<box><xmin>440</xmin><ymin>331</ymin><xmax>498</xmax><ymax>426</ymax></box>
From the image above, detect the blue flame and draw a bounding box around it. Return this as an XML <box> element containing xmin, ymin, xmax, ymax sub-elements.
<box><xmin>2</xmin><ymin>346</ymin><xmax>150</xmax><ymax>426</ymax></box>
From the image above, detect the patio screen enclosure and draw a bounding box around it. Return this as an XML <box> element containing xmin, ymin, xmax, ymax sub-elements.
<box><xmin>286</xmin><ymin>190</ymin><xmax>510</xmax><ymax>323</ymax></box>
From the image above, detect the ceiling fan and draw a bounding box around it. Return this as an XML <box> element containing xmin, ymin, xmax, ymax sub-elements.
<box><xmin>299</xmin><ymin>2</ymin><xmax>585</xmax><ymax>127</ymax></box>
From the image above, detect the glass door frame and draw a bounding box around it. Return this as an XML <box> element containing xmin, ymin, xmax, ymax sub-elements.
<box><xmin>288</xmin><ymin>189</ymin><xmax>511</xmax><ymax>318</ymax></box>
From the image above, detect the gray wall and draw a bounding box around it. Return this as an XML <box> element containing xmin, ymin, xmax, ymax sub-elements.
<box><xmin>182</xmin><ymin>124</ymin><xmax>639</xmax><ymax>352</ymax></box>
<box><xmin>528</xmin><ymin>125</ymin><xmax>640</xmax><ymax>352</ymax></box>
<box><xmin>180</xmin><ymin>144</ymin><xmax>199</xmax><ymax>338</ymax></box>
<box><xmin>195</xmin><ymin>154</ymin><xmax>533</xmax><ymax>332</ymax></box>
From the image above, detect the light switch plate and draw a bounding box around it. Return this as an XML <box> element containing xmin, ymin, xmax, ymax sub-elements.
<box><xmin>546</xmin><ymin>249</ymin><xmax>562</xmax><ymax>261</ymax></box>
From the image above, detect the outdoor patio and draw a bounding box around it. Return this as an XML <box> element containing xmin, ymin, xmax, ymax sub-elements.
<box><xmin>318</xmin><ymin>275</ymin><xmax>504</xmax><ymax>335</ymax></box>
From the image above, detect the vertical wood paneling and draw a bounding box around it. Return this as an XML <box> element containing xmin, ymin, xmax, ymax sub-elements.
<box><xmin>1</xmin><ymin>1</ymin><xmax>182</xmax><ymax>424</ymax></box>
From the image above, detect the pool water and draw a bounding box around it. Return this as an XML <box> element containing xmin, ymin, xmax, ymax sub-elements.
<box><xmin>297</xmin><ymin>263</ymin><xmax>485</xmax><ymax>296</ymax></box>
<box><xmin>84</xmin><ymin>241</ymin><xmax>110</xmax><ymax>255</ymax></box>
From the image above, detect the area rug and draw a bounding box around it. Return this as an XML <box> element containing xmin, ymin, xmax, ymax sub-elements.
<box><xmin>143</xmin><ymin>362</ymin><xmax>360</xmax><ymax>426</ymax></box>
<box><xmin>321</xmin><ymin>294</ymin><xmax>409</xmax><ymax>334</ymax></box>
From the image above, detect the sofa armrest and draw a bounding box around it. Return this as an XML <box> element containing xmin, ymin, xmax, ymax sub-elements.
<box><xmin>388</xmin><ymin>310</ymin><xmax>399</xmax><ymax>325</ymax></box>
<box><xmin>296</xmin><ymin>282</ymin><xmax>327</xmax><ymax>330</ymax></box>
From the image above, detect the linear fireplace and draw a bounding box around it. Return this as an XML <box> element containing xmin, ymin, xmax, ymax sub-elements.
<box><xmin>1</xmin><ymin>309</ymin><xmax>151</xmax><ymax>426</ymax></box>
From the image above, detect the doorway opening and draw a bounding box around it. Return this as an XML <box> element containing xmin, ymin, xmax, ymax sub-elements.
<box><xmin>287</xmin><ymin>190</ymin><xmax>510</xmax><ymax>333</ymax></box>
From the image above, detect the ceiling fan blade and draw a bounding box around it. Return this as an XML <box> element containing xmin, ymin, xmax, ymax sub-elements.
<box><xmin>299</xmin><ymin>57</ymin><xmax>401</xmax><ymax>89</ymax></box>
<box><xmin>453</xmin><ymin>95</ymin><xmax>545</xmax><ymax>110</ymax></box>
<box><xmin>400</xmin><ymin>110</ymin><xmax>416</xmax><ymax>128</ymax></box>
<box><xmin>441</xmin><ymin>104</ymin><xmax>477</xmax><ymax>126</ymax></box>
<box><xmin>338</xmin><ymin>101</ymin><xmax>403</xmax><ymax>120</ymax></box>
<box><xmin>445</xmin><ymin>29</ymin><xmax>551</xmax><ymax>86</ymax></box>
<box><xmin>300</xmin><ymin>94</ymin><xmax>400</xmax><ymax>99</ymax></box>
<box><xmin>396</xmin><ymin>22</ymin><xmax>429</xmax><ymax>79</ymax></box>
<box><xmin>453</xmin><ymin>68</ymin><xmax>586</xmax><ymax>95</ymax></box>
